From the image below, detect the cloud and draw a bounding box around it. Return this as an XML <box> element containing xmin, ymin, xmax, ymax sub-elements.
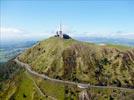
<box><xmin>0</xmin><ymin>27</ymin><xmax>25</xmax><ymax>41</ymax></box>
<box><xmin>29</xmin><ymin>32</ymin><xmax>53</xmax><ymax>40</ymax></box>
<box><xmin>108</xmin><ymin>32</ymin><xmax>134</xmax><ymax>39</ymax></box>
<box><xmin>0</xmin><ymin>27</ymin><xmax>52</xmax><ymax>41</ymax></box>
<box><xmin>1</xmin><ymin>27</ymin><xmax>23</xmax><ymax>33</ymax></box>
<box><xmin>1</xmin><ymin>27</ymin><xmax>134</xmax><ymax>42</ymax></box>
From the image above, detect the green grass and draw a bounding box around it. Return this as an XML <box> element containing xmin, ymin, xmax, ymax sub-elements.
<box><xmin>19</xmin><ymin>36</ymin><xmax>134</xmax><ymax>88</ymax></box>
<box><xmin>32</xmin><ymin>74</ymin><xmax>79</xmax><ymax>100</ymax></box>
<box><xmin>14</xmin><ymin>72</ymin><xmax>36</xmax><ymax>100</ymax></box>
<box><xmin>13</xmin><ymin>71</ymin><xmax>45</xmax><ymax>100</ymax></box>
<box><xmin>0</xmin><ymin>69</ymin><xmax>46</xmax><ymax>100</ymax></box>
<box><xmin>1</xmin><ymin>58</ymin><xmax>134</xmax><ymax>100</ymax></box>
<box><xmin>87</xmin><ymin>87</ymin><xmax>134</xmax><ymax>100</ymax></box>
<box><xmin>36</xmin><ymin>78</ymin><xmax>65</xmax><ymax>99</ymax></box>
<box><xmin>28</xmin><ymin>74</ymin><xmax>134</xmax><ymax>100</ymax></box>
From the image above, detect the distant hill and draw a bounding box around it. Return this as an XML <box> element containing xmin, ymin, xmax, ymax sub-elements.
<box><xmin>75</xmin><ymin>37</ymin><xmax>134</xmax><ymax>46</ymax></box>
<box><xmin>19</xmin><ymin>37</ymin><xmax>134</xmax><ymax>88</ymax></box>
<box><xmin>0</xmin><ymin>41</ymin><xmax>36</xmax><ymax>63</ymax></box>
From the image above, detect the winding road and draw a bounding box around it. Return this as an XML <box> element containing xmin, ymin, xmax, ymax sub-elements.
<box><xmin>14</xmin><ymin>57</ymin><xmax>134</xmax><ymax>91</ymax></box>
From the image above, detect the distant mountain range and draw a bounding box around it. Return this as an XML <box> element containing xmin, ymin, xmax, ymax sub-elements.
<box><xmin>75</xmin><ymin>37</ymin><xmax>134</xmax><ymax>46</ymax></box>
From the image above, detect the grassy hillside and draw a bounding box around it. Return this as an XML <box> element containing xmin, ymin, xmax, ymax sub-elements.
<box><xmin>0</xmin><ymin>67</ymin><xmax>51</xmax><ymax>100</ymax></box>
<box><xmin>32</xmin><ymin>73</ymin><xmax>134</xmax><ymax>100</ymax></box>
<box><xmin>0</xmin><ymin>60</ymin><xmax>51</xmax><ymax>100</ymax></box>
<box><xmin>1</xmin><ymin>67</ymin><xmax>133</xmax><ymax>100</ymax></box>
<box><xmin>0</xmin><ymin>44</ymin><xmax>134</xmax><ymax>100</ymax></box>
<box><xmin>19</xmin><ymin>37</ymin><xmax>134</xmax><ymax>88</ymax></box>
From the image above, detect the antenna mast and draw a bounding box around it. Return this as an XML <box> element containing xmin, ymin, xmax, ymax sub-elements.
<box><xmin>59</xmin><ymin>21</ymin><xmax>62</xmax><ymax>35</ymax></box>
<box><xmin>60</xmin><ymin>21</ymin><xmax>62</xmax><ymax>32</ymax></box>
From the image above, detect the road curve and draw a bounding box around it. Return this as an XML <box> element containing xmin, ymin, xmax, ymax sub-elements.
<box><xmin>14</xmin><ymin>57</ymin><xmax>134</xmax><ymax>91</ymax></box>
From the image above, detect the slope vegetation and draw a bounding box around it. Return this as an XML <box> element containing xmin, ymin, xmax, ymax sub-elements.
<box><xmin>19</xmin><ymin>37</ymin><xmax>134</xmax><ymax>88</ymax></box>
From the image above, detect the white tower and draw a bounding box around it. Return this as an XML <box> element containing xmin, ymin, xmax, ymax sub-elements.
<box><xmin>59</xmin><ymin>23</ymin><xmax>63</xmax><ymax>38</ymax></box>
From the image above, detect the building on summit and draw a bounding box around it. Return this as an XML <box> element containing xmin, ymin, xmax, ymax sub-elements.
<box><xmin>55</xmin><ymin>24</ymin><xmax>71</xmax><ymax>39</ymax></box>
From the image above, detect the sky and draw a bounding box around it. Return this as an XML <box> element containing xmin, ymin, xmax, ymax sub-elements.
<box><xmin>1</xmin><ymin>0</ymin><xmax>134</xmax><ymax>42</ymax></box>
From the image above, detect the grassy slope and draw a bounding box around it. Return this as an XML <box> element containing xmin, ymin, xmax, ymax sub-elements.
<box><xmin>19</xmin><ymin>37</ymin><xmax>78</xmax><ymax>75</ymax></box>
<box><xmin>87</xmin><ymin>87</ymin><xmax>134</xmax><ymax>100</ymax></box>
<box><xmin>0</xmin><ymin>69</ymin><xmax>47</xmax><ymax>100</ymax></box>
<box><xmin>19</xmin><ymin>37</ymin><xmax>134</xmax><ymax>87</ymax></box>
<box><xmin>1</xmin><ymin>70</ymin><xmax>133</xmax><ymax>100</ymax></box>
<box><xmin>1</xmin><ymin>36</ymin><xmax>134</xmax><ymax>100</ymax></box>
<box><xmin>28</xmin><ymin>73</ymin><xmax>134</xmax><ymax>100</ymax></box>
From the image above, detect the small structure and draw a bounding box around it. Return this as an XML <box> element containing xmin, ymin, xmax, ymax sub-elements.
<box><xmin>55</xmin><ymin>24</ymin><xmax>71</xmax><ymax>39</ymax></box>
<box><xmin>77</xmin><ymin>83</ymin><xmax>89</xmax><ymax>89</ymax></box>
<box><xmin>98</xmin><ymin>43</ymin><xmax>106</xmax><ymax>46</ymax></box>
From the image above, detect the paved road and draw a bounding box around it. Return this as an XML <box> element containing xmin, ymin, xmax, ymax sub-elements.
<box><xmin>14</xmin><ymin>57</ymin><xmax>134</xmax><ymax>91</ymax></box>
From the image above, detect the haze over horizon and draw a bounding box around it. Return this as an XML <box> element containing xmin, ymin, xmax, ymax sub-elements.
<box><xmin>1</xmin><ymin>0</ymin><xmax>134</xmax><ymax>42</ymax></box>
